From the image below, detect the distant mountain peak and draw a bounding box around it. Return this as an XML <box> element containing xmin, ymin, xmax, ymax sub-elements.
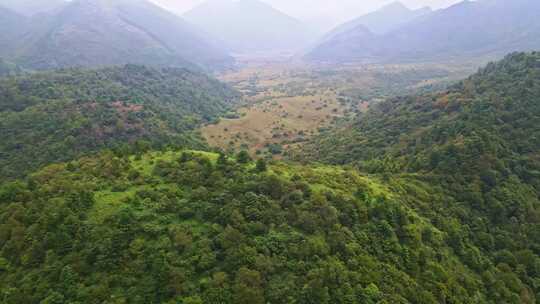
<box><xmin>380</xmin><ymin>1</ymin><xmax>410</xmax><ymax>12</ymax></box>
<box><xmin>318</xmin><ymin>0</ymin><xmax>431</xmax><ymax>42</ymax></box>
<box><xmin>184</xmin><ymin>0</ymin><xmax>316</xmax><ymax>53</ymax></box>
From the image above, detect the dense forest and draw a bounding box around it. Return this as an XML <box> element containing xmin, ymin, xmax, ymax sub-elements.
<box><xmin>302</xmin><ymin>52</ymin><xmax>540</xmax><ymax>184</ymax></box>
<box><xmin>0</xmin><ymin>64</ymin><xmax>239</xmax><ymax>180</ymax></box>
<box><xmin>0</xmin><ymin>53</ymin><xmax>539</xmax><ymax>303</ymax></box>
<box><xmin>296</xmin><ymin>52</ymin><xmax>540</xmax><ymax>301</ymax></box>
<box><xmin>0</xmin><ymin>0</ymin><xmax>538</xmax><ymax>301</ymax></box>
<box><xmin>0</xmin><ymin>149</ymin><xmax>538</xmax><ymax>303</ymax></box>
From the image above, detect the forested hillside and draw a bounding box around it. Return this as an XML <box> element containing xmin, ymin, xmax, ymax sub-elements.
<box><xmin>295</xmin><ymin>52</ymin><xmax>540</xmax><ymax>302</ymax></box>
<box><xmin>0</xmin><ymin>53</ymin><xmax>539</xmax><ymax>304</ymax></box>
<box><xmin>0</xmin><ymin>149</ymin><xmax>538</xmax><ymax>303</ymax></box>
<box><xmin>0</xmin><ymin>65</ymin><xmax>239</xmax><ymax>180</ymax></box>
<box><xmin>302</xmin><ymin>52</ymin><xmax>540</xmax><ymax>183</ymax></box>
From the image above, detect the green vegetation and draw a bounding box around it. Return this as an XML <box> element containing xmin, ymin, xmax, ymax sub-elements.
<box><xmin>0</xmin><ymin>64</ymin><xmax>239</xmax><ymax>180</ymax></box>
<box><xmin>0</xmin><ymin>52</ymin><xmax>539</xmax><ymax>303</ymax></box>
<box><xmin>1</xmin><ymin>149</ymin><xmax>538</xmax><ymax>303</ymax></box>
<box><xmin>303</xmin><ymin>52</ymin><xmax>540</xmax><ymax>181</ymax></box>
<box><xmin>296</xmin><ymin>52</ymin><xmax>540</xmax><ymax>302</ymax></box>
<box><xmin>0</xmin><ymin>58</ymin><xmax>20</xmax><ymax>77</ymax></box>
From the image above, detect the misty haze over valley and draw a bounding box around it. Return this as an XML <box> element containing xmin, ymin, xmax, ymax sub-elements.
<box><xmin>1</xmin><ymin>0</ymin><xmax>540</xmax><ymax>303</ymax></box>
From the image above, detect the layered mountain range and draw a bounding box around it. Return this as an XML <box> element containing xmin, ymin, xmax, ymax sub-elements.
<box><xmin>308</xmin><ymin>0</ymin><xmax>540</xmax><ymax>63</ymax></box>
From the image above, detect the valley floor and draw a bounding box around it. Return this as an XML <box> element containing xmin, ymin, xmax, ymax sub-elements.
<box><xmin>201</xmin><ymin>59</ymin><xmax>475</xmax><ymax>156</ymax></box>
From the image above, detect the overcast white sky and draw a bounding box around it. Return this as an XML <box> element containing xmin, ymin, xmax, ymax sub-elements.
<box><xmin>152</xmin><ymin>0</ymin><xmax>463</xmax><ymax>27</ymax></box>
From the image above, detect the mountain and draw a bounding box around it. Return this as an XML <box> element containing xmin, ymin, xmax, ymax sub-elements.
<box><xmin>0</xmin><ymin>6</ymin><xmax>28</xmax><ymax>56</ymax></box>
<box><xmin>0</xmin><ymin>53</ymin><xmax>539</xmax><ymax>303</ymax></box>
<box><xmin>0</xmin><ymin>64</ymin><xmax>240</xmax><ymax>180</ymax></box>
<box><xmin>7</xmin><ymin>0</ymin><xmax>233</xmax><ymax>70</ymax></box>
<box><xmin>325</xmin><ymin>1</ymin><xmax>432</xmax><ymax>37</ymax></box>
<box><xmin>0</xmin><ymin>146</ymin><xmax>537</xmax><ymax>303</ymax></box>
<box><xmin>307</xmin><ymin>25</ymin><xmax>378</xmax><ymax>62</ymax></box>
<box><xmin>302</xmin><ymin>51</ymin><xmax>540</xmax><ymax>186</ymax></box>
<box><xmin>2</xmin><ymin>56</ymin><xmax>540</xmax><ymax>302</ymax></box>
<box><xmin>308</xmin><ymin>0</ymin><xmax>540</xmax><ymax>63</ymax></box>
<box><xmin>0</xmin><ymin>0</ymin><xmax>66</xmax><ymax>16</ymax></box>
<box><xmin>184</xmin><ymin>0</ymin><xmax>317</xmax><ymax>53</ymax></box>
<box><xmin>296</xmin><ymin>52</ymin><xmax>540</xmax><ymax>300</ymax></box>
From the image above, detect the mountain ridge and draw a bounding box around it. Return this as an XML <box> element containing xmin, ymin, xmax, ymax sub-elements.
<box><xmin>2</xmin><ymin>0</ymin><xmax>234</xmax><ymax>70</ymax></box>
<box><xmin>307</xmin><ymin>0</ymin><xmax>540</xmax><ymax>63</ymax></box>
<box><xmin>324</xmin><ymin>1</ymin><xmax>432</xmax><ymax>38</ymax></box>
<box><xmin>0</xmin><ymin>64</ymin><xmax>240</xmax><ymax>180</ymax></box>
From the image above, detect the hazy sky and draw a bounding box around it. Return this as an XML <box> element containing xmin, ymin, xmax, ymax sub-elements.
<box><xmin>152</xmin><ymin>0</ymin><xmax>463</xmax><ymax>27</ymax></box>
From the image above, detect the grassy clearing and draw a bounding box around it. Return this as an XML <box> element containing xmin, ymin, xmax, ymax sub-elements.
<box><xmin>91</xmin><ymin>186</ymin><xmax>146</xmax><ymax>223</ymax></box>
<box><xmin>201</xmin><ymin>92</ymin><xmax>347</xmax><ymax>155</ymax></box>
<box><xmin>204</xmin><ymin>60</ymin><xmax>472</xmax><ymax>157</ymax></box>
<box><xmin>271</xmin><ymin>162</ymin><xmax>393</xmax><ymax>201</ymax></box>
<box><xmin>90</xmin><ymin>150</ymin><xmax>221</xmax><ymax>223</ymax></box>
<box><xmin>88</xmin><ymin>148</ymin><xmax>399</xmax><ymax>224</ymax></box>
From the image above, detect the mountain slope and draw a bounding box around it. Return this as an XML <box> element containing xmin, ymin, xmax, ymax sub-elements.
<box><xmin>0</xmin><ymin>148</ymin><xmax>538</xmax><ymax>303</ymax></box>
<box><xmin>0</xmin><ymin>53</ymin><xmax>539</xmax><ymax>303</ymax></box>
<box><xmin>184</xmin><ymin>0</ymin><xmax>316</xmax><ymax>53</ymax></box>
<box><xmin>303</xmin><ymin>50</ymin><xmax>540</xmax><ymax>212</ymax></box>
<box><xmin>11</xmin><ymin>0</ymin><xmax>233</xmax><ymax>70</ymax></box>
<box><xmin>308</xmin><ymin>0</ymin><xmax>540</xmax><ymax>63</ymax></box>
<box><xmin>0</xmin><ymin>6</ymin><xmax>29</xmax><ymax>57</ymax></box>
<box><xmin>0</xmin><ymin>0</ymin><xmax>66</xmax><ymax>16</ymax></box>
<box><xmin>308</xmin><ymin>25</ymin><xmax>378</xmax><ymax>62</ymax></box>
<box><xmin>295</xmin><ymin>52</ymin><xmax>540</xmax><ymax>302</ymax></box>
<box><xmin>324</xmin><ymin>1</ymin><xmax>431</xmax><ymax>38</ymax></box>
<box><xmin>0</xmin><ymin>65</ymin><xmax>239</xmax><ymax>180</ymax></box>
<box><xmin>302</xmin><ymin>51</ymin><xmax>540</xmax><ymax>189</ymax></box>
